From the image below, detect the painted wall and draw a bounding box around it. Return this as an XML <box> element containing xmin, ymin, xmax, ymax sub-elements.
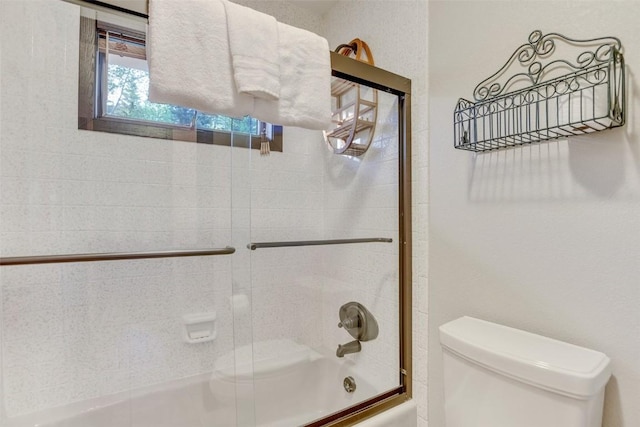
<box><xmin>323</xmin><ymin>1</ymin><xmax>429</xmax><ymax>425</ymax></box>
<box><xmin>429</xmin><ymin>2</ymin><xmax>640</xmax><ymax>427</ymax></box>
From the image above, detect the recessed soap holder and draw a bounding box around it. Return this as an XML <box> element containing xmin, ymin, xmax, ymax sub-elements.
<box><xmin>183</xmin><ymin>312</ymin><xmax>217</xmax><ymax>344</ymax></box>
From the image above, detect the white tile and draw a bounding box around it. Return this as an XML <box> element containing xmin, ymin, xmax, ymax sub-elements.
<box><xmin>1</xmin><ymin>0</ymin><xmax>428</xmax><ymax>418</ymax></box>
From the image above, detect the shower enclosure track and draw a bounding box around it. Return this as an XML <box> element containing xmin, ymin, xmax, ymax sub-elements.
<box><xmin>247</xmin><ymin>238</ymin><xmax>393</xmax><ymax>250</ymax></box>
<box><xmin>0</xmin><ymin>247</ymin><xmax>236</xmax><ymax>266</ymax></box>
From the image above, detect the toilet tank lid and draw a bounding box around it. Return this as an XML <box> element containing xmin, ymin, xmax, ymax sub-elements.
<box><xmin>439</xmin><ymin>316</ymin><xmax>612</xmax><ymax>399</ymax></box>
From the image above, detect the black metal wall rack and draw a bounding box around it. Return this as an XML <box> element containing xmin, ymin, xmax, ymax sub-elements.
<box><xmin>454</xmin><ymin>30</ymin><xmax>625</xmax><ymax>152</ymax></box>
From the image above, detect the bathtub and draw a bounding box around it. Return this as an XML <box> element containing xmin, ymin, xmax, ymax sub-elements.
<box><xmin>7</xmin><ymin>341</ymin><xmax>415</xmax><ymax>427</ymax></box>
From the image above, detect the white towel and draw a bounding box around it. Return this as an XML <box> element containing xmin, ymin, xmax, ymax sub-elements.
<box><xmin>252</xmin><ymin>22</ymin><xmax>332</xmax><ymax>130</ymax></box>
<box><xmin>147</xmin><ymin>0</ymin><xmax>253</xmax><ymax>118</ymax></box>
<box><xmin>223</xmin><ymin>0</ymin><xmax>280</xmax><ymax>101</ymax></box>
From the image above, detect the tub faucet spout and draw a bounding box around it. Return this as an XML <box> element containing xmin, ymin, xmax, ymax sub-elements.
<box><xmin>336</xmin><ymin>340</ymin><xmax>361</xmax><ymax>357</ymax></box>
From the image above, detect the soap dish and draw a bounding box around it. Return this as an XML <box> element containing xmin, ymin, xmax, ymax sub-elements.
<box><xmin>183</xmin><ymin>312</ymin><xmax>217</xmax><ymax>344</ymax></box>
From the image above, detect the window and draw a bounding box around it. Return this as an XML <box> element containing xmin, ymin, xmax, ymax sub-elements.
<box><xmin>78</xmin><ymin>17</ymin><xmax>282</xmax><ymax>151</ymax></box>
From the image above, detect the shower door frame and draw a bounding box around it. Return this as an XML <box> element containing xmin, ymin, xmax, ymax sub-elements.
<box><xmin>304</xmin><ymin>52</ymin><xmax>413</xmax><ymax>427</ymax></box>
<box><xmin>57</xmin><ymin>2</ymin><xmax>413</xmax><ymax>425</ymax></box>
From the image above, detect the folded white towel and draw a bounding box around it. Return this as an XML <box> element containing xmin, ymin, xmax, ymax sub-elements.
<box><xmin>223</xmin><ymin>0</ymin><xmax>280</xmax><ymax>101</ymax></box>
<box><xmin>147</xmin><ymin>0</ymin><xmax>253</xmax><ymax>118</ymax></box>
<box><xmin>252</xmin><ymin>22</ymin><xmax>332</xmax><ymax>130</ymax></box>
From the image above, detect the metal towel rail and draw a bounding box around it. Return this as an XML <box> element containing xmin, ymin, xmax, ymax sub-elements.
<box><xmin>0</xmin><ymin>247</ymin><xmax>236</xmax><ymax>266</ymax></box>
<box><xmin>247</xmin><ymin>238</ymin><xmax>393</xmax><ymax>250</ymax></box>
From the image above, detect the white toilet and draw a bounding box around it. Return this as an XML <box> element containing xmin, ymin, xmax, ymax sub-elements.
<box><xmin>440</xmin><ymin>316</ymin><xmax>612</xmax><ymax>427</ymax></box>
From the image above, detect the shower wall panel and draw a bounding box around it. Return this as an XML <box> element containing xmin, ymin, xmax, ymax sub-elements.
<box><xmin>246</xmin><ymin>127</ymin><xmax>327</xmax><ymax>356</ymax></box>
<box><xmin>0</xmin><ymin>0</ymin><xmax>237</xmax><ymax>417</ymax></box>
<box><xmin>238</xmin><ymin>0</ymin><xmax>323</xmax><ymax>35</ymax></box>
<box><xmin>0</xmin><ymin>0</ymin><xmax>415</xmax><ymax>423</ymax></box>
<box><xmin>0</xmin><ymin>0</ymin><xmax>334</xmax><ymax>420</ymax></box>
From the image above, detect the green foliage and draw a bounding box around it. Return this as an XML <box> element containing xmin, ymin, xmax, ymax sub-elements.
<box><xmin>106</xmin><ymin>63</ymin><xmax>258</xmax><ymax>133</ymax></box>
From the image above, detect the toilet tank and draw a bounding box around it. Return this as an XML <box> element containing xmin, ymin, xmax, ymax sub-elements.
<box><xmin>439</xmin><ymin>317</ymin><xmax>611</xmax><ymax>427</ymax></box>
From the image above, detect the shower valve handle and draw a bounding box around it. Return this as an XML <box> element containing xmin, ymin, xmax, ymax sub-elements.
<box><xmin>338</xmin><ymin>315</ymin><xmax>360</xmax><ymax>329</ymax></box>
<box><xmin>337</xmin><ymin>302</ymin><xmax>379</xmax><ymax>342</ymax></box>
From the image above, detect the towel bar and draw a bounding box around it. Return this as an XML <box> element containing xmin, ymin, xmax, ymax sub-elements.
<box><xmin>247</xmin><ymin>238</ymin><xmax>393</xmax><ymax>250</ymax></box>
<box><xmin>0</xmin><ymin>247</ymin><xmax>236</xmax><ymax>266</ymax></box>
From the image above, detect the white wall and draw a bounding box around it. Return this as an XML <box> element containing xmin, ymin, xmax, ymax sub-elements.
<box><xmin>0</xmin><ymin>1</ymin><xmax>240</xmax><ymax>416</ymax></box>
<box><xmin>429</xmin><ymin>2</ymin><xmax>640</xmax><ymax>427</ymax></box>
<box><xmin>323</xmin><ymin>1</ymin><xmax>429</xmax><ymax>425</ymax></box>
<box><xmin>0</xmin><ymin>0</ymin><xmax>423</xmax><ymax>421</ymax></box>
<box><xmin>0</xmin><ymin>0</ymin><xmax>326</xmax><ymax>419</ymax></box>
<box><xmin>238</xmin><ymin>0</ymin><xmax>323</xmax><ymax>34</ymax></box>
<box><xmin>242</xmin><ymin>126</ymin><xmax>327</xmax><ymax>357</ymax></box>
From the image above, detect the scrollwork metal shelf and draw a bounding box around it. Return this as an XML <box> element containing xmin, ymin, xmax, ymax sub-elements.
<box><xmin>454</xmin><ymin>30</ymin><xmax>625</xmax><ymax>152</ymax></box>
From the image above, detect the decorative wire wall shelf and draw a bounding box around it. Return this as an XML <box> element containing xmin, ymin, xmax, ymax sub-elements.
<box><xmin>454</xmin><ymin>30</ymin><xmax>625</xmax><ymax>152</ymax></box>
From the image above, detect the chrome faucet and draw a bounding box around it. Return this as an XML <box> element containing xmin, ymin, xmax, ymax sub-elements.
<box><xmin>336</xmin><ymin>340</ymin><xmax>362</xmax><ymax>357</ymax></box>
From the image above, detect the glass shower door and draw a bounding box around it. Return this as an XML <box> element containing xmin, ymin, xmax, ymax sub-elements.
<box><xmin>0</xmin><ymin>2</ymin><xmax>249</xmax><ymax>427</ymax></box>
<box><xmin>244</xmin><ymin>78</ymin><xmax>404</xmax><ymax>426</ymax></box>
<box><xmin>0</xmin><ymin>1</ymin><xmax>412</xmax><ymax>424</ymax></box>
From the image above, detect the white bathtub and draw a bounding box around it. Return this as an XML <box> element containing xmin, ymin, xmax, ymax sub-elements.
<box><xmin>7</xmin><ymin>342</ymin><xmax>415</xmax><ymax>427</ymax></box>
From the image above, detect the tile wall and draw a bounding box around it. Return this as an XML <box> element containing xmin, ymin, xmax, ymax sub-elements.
<box><xmin>0</xmin><ymin>0</ymin><xmax>415</xmax><ymax>421</ymax></box>
<box><xmin>0</xmin><ymin>0</ymin><xmax>327</xmax><ymax>418</ymax></box>
<box><xmin>0</xmin><ymin>0</ymin><xmax>238</xmax><ymax>417</ymax></box>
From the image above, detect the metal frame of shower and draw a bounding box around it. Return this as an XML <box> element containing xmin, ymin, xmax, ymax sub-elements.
<box><xmin>15</xmin><ymin>2</ymin><xmax>414</xmax><ymax>426</ymax></box>
<box><xmin>307</xmin><ymin>52</ymin><xmax>413</xmax><ymax>427</ymax></box>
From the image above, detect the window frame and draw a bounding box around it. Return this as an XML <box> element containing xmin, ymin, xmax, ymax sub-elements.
<box><xmin>78</xmin><ymin>16</ymin><xmax>283</xmax><ymax>152</ymax></box>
